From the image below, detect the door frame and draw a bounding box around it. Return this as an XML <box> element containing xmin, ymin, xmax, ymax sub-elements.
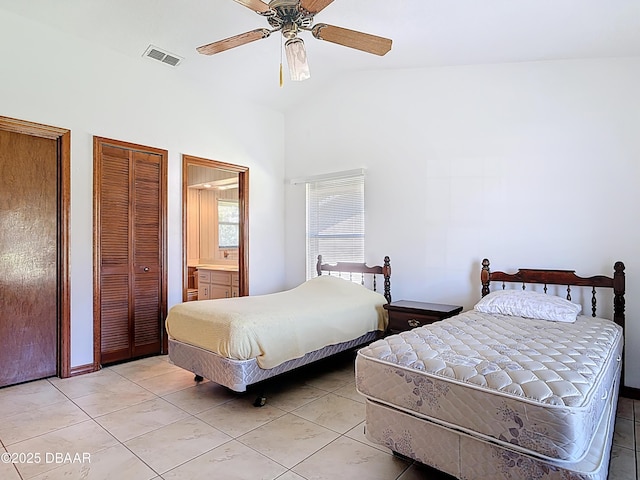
<box><xmin>0</xmin><ymin>116</ymin><xmax>71</xmax><ymax>378</ymax></box>
<box><xmin>182</xmin><ymin>155</ymin><xmax>249</xmax><ymax>299</ymax></box>
<box><xmin>93</xmin><ymin>136</ymin><xmax>168</xmax><ymax>369</ymax></box>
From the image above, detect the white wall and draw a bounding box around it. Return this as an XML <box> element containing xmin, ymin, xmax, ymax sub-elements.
<box><xmin>284</xmin><ymin>57</ymin><xmax>640</xmax><ymax>388</ymax></box>
<box><xmin>0</xmin><ymin>11</ymin><xmax>286</xmax><ymax>368</ymax></box>
<box><xmin>3</xmin><ymin>7</ymin><xmax>638</xmax><ymax>389</ymax></box>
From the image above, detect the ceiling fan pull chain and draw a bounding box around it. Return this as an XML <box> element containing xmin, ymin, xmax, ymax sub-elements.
<box><xmin>279</xmin><ymin>34</ymin><xmax>284</xmax><ymax>87</ymax></box>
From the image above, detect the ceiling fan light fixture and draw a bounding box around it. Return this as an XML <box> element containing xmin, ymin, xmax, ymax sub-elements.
<box><xmin>285</xmin><ymin>37</ymin><xmax>310</xmax><ymax>81</ymax></box>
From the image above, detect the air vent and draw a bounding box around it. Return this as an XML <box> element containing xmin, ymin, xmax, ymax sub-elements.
<box><xmin>143</xmin><ymin>45</ymin><xmax>183</xmax><ymax>67</ymax></box>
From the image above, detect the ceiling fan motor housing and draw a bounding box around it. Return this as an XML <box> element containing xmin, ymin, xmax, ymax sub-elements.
<box><xmin>267</xmin><ymin>0</ymin><xmax>314</xmax><ymax>33</ymax></box>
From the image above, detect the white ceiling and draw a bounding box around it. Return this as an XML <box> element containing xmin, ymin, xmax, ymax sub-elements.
<box><xmin>2</xmin><ymin>0</ymin><xmax>640</xmax><ymax>112</ymax></box>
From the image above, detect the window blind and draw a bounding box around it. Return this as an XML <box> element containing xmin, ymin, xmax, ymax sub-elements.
<box><xmin>306</xmin><ymin>174</ymin><xmax>365</xmax><ymax>280</ymax></box>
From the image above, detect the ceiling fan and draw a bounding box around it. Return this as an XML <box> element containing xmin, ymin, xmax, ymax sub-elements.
<box><xmin>196</xmin><ymin>0</ymin><xmax>392</xmax><ymax>82</ymax></box>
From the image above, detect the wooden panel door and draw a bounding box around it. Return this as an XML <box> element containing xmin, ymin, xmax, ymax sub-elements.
<box><xmin>94</xmin><ymin>138</ymin><xmax>167</xmax><ymax>365</ymax></box>
<box><xmin>0</xmin><ymin>129</ymin><xmax>57</xmax><ymax>386</ymax></box>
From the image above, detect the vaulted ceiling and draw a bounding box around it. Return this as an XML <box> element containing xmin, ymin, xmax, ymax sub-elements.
<box><xmin>2</xmin><ymin>0</ymin><xmax>639</xmax><ymax>112</ymax></box>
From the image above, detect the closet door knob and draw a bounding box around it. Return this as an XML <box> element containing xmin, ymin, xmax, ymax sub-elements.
<box><xmin>143</xmin><ymin>267</ymin><xmax>150</xmax><ymax>272</ymax></box>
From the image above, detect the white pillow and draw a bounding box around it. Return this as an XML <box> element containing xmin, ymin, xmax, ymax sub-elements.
<box><xmin>474</xmin><ymin>290</ymin><xmax>582</xmax><ymax>323</ymax></box>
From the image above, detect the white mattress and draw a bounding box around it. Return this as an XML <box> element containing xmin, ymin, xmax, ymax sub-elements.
<box><xmin>355</xmin><ymin>311</ymin><xmax>623</xmax><ymax>462</ymax></box>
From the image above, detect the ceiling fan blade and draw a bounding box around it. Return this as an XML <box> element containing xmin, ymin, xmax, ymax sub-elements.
<box><xmin>300</xmin><ymin>0</ymin><xmax>335</xmax><ymax>15</ymax></box>
<box><xmin>197</xmin><ymin>28</ymin><xmax>271</xmax><ymax>55</ymax></box>
<box><xmin>311</xmin><ymin>24</ymin><xmax>392</xmax><ymax>56</ymax></box>
<box><xmin>232</xmin><ymin>0</ymin><xmax>272</xmax><ymax>14</ymax></box>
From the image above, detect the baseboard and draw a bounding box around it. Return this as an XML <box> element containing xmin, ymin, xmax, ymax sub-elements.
<box><xmin>68</xmin><ymin>363</ymin><xmax>98</xmax><ymax>377</ymax></box>
<box><xmin>621</xmin><ymin>385</ymin><xmax>640</xmax><ymax>400</ymax></box>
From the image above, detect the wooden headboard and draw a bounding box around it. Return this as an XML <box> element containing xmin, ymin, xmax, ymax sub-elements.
<box><xmin>316</xmin><ymin>255</ymin><xmax>392</xmax><ymax>304</ymax></box>
<box><xmin>480</xmin><ymin>258</ymin><xmax>626</xmax><ymax>330</ymax></box>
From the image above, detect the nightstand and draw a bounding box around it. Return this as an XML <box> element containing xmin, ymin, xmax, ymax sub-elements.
<box><xmin>384</xmin><ymin>300</ymin><xmax>463</xmax><ymax>335</ymax></box>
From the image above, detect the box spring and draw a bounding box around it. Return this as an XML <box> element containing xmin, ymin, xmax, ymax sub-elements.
<box><xmin>169</xmin><ymin>330</ymin><xmax>378</xmax><ymax>392</ymax></box>
<box><xmin>355</xmin><ymin>311</ymin><xmax>623</xmax><ymax>463</ymax></box>
<box><xmin>363</xmin><ymin>365</ymin><xmax>619</xmax><ymax>480</ymax></box>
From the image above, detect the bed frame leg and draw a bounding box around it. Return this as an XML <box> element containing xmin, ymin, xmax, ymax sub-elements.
<box><xmin>253</xmin><ymin>393</ymin><xmax>267</xmax><ymax>407</ymax></box>
<box><xmin>194</xmin><ymin>374</ymin><xmax>203</xmax><ymax>382</ymax></box>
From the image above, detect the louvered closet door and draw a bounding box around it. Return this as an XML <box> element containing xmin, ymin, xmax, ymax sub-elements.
<box><xmin>99</xmin><ymin>145</ymin><xmax>131</xmax><ymax>363</ymax></box>
<box><xmin>131</xmin><ymin>151</ymin><xmax>162</xmax><ymax>357</ymax></box>
<box><xmin>96</xmin><ymin>139</ymin><xmax>166</xmax><ymax>365</ymax></box>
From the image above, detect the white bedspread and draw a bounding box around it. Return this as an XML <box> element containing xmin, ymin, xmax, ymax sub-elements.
<box><xmin>166</xmin><ymin>275</ymin><xmax>388</xmax><ymax>369</ymax></box>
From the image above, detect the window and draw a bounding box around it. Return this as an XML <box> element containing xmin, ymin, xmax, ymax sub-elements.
<box><xmin>218</xmin><ymin>199</ymin><xmax>239</xmax><ymax>248</ymax></box>
<box><xmin>306</xmin><ymin>173</ymin><xmax>365</xmax><ymax>279</ymax></box>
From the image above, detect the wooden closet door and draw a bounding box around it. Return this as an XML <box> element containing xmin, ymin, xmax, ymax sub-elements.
<box><xmin>131</xmin><ymin>151</ymin><xmax>162</xmax><ymax>357</ymax></box>
<box><xmin>95</xmin><ymin>139</ymin><xmax>167</xmax><ymax>365</ymax></box>
<box><xmin>98</xmin><ymin>144</ymin><xmax>132</xmax><ymax>363</ymax></box>
<box><xmin>0</xmin><ymin>130</ymin><xmax>57</xmax><ymax>386</ymax></box>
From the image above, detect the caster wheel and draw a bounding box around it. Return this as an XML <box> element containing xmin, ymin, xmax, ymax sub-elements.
<box><xmin>253</xmin><ymin>396</ymin><xmax>267</xmax><ymax>407</ymax></box>
<box><xmin>194</xmin><ymin>375</ymin><xmax>203</xmax><ymax>382</ymax></box>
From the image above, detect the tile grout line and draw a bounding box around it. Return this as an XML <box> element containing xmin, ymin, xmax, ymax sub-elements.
<box><xmin>61</xmin><ymin>366</ymin><xmax>326</xmax><ymax>478</ymax></box>
<box><xmin>219</xmin><ymin>387</ymin><xmax>388</xmax><ymax>479</ymax></box>
<box><xmin>107</xmin><ymin>361</ymin><xmax>384</xmax><ymax>478</ymax></box>
<box><xmin>46</xmin><ymin>375</ymin><xmax>231</xmax><ymax>479</ymax></box>
<box><xmin>49</xmin><ymin>375</ymin><xmax>201</xmax><ymax>477</ymax></box>
<box><xmin>12</xmin><ymin>361</ymin><xmax>636</xmax><ymax>479</ymax></box>
<box><xmin>44</xmin><ymin>377</ymin><xmax>154</xmax><ymax>479</ymax></box>
<box><xmin>1</xmin><ymin>438</ymin><xmax>25</xmax><ymax>480</ymax></box>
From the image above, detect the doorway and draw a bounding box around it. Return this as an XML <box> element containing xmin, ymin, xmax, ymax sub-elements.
<box><xmin>182</xmin><ymin>155</ymin><xmax>249</xmax><ymax>300</ymax></box>
<box><xmin>0</xmin><ymin>116</ymin><xmax>71</xmax><ymax>386</ymax></box>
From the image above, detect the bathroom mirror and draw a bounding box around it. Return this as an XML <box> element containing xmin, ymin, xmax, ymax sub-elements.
<box><xmin>182</xmin><ymin>155</ymin><xmax>249</xmax><ymax>301</ymax></box>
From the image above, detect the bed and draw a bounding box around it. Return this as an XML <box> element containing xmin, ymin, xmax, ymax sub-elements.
<box><xmin>355</xmin><ymin>258</ymin><xmax>625</xmax><ymax>480</ymax></box>
<box><xmin>166</xmin><ymin>255</ymin><xmax>391</xmax><ymax>404</ymax></box>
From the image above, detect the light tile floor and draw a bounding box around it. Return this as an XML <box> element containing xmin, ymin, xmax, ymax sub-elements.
<box><xmin>0</xmin><ymin>354</ymin><xmax>637</xmax><ymax>479</ymax></box>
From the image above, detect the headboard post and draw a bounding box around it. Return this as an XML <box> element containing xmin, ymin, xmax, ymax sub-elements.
<box><xmin>481</xmin><ymin>258</ymin><xmax>491</xmax><ymax>297</ymax></box>
<box><xmin>613</xmin><ymin>261</ymin><xmax>626</xmax><ymax>330</ymax></box>
<box><xmin>316</xmin><ymin>255</ymin><xmax>323</xmax><ymax>276</ymax></box>
<box><xmin>383</xmin><ymin>256</ymin><xmax>392</xmax><ymax>304</ymax></box>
